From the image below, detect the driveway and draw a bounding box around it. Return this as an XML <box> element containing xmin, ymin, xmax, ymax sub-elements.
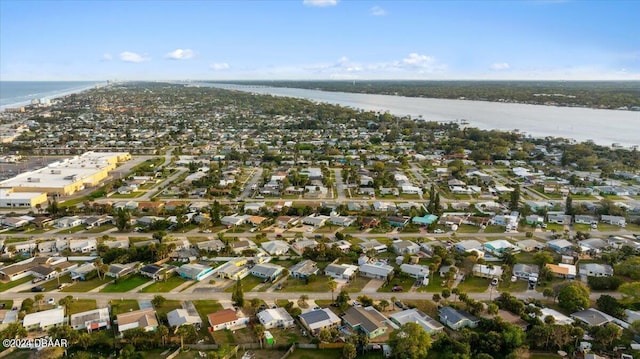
<box><xmin>361</xmin><ymin>279</ymin><xmax>385</xmax><ymax>293</ymax></box>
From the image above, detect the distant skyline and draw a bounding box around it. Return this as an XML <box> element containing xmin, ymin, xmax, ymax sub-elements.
<box><xmin>1</xmin><ymin>0</ymin><xmax>638</xmax><ymax>81</ymax></box>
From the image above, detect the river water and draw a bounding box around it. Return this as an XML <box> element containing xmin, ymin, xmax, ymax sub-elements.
<box><xmin>205</xmin><ymin>83</ymin><xmax>640</xmax><ymax>148</ymax></box>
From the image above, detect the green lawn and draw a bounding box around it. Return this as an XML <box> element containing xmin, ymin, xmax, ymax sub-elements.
<box><xmin>140</xmin><ymin>276</ymin><xmax>187</xmax><ymax>293</ymax></box>
<box><xmin>378</xmin><ymin>275</ymin><xmax>415</xmax><ymax>293</ymax></box>
<box><xmin>68</xmin><ymin>299</ymin><xmax>97</xmax><ymax>315</ymax></box>
<box><xmin>38</xmin><ymin>274</ymin><xmax>73</xmax><ymax>291</ymax></box>
<box><xmin>403</xmin><ymin>300</ymin><xmax>439</xmax><ymax>318</ymax></box>
<box><xmin>345</xmin><ymin>276</ymin><xmax>372</xmax><ymax>293</ymax></box>
<box><xmin>514</xmin><ymin>251</ymin><xmax>537</xmax><ymax>264</ymax></box>
<box><xmin>85</xmin><ymin>224</ymin><xmax>116</xmax><ymax>233</ymax></box>
<box><xmin>499</xmin><ymin>279</ymin><xmax>529</xmax><ymax>292</ymax></box>
<box><xmin>456</xmin><ymin>224</ymin><xmax>480</xmax><ymax>233</ymax></box>
<box><xmin>193</xmin><ymin>300</ymin><xmax>223</xmax><ymax>319</ymax></box>
<box><xmin>418</xmin><ymin>276</ymin><xmax>450</xmax><ymax>293</ymax></box>
<box><xmin>456</xmin><ymin>276</ymin><xmax>490</xmax><ymax>293</ymax></box>
<box><xmin>0</xmin><ymin>299</ymin><xmax>13</xmax><ymax>309</ymax></box>
<box><xmin>154</xmin><ymin>300</ymin><xmax>182</xmax><ymax>318</ymax></box>
<box><xmin>288</xmin><ymin>349</ymin><xmax>341</xmax><ymax>359</ymax></box>
<box><xmin>0</xmin><ymin>275</ymin><xmax>33</xmax><ymax>292</ymax></box>
<box><xmin>61</xmin><ymin>276</ymin><xmax>112</xmax><ymax>292</ymax></box>
<box><xmin>110</xmin><ymin>299</ymin><xmax>140</xmax><ymax>315</ymax></box>
<box><xmin>224</xmin><ymin>275</ymin><xmax>264</xmax><ymax>292</ymax></box>
<box><xmin>100</xmin><ymin>274</ymin><xmax>149</xmax><ymax>292</ymax></box>
<box><xmin>56</xmin><ymin>225</ymin><xmax>86</xmax><ymax>234</ymax></box>
<box><xmin>484</xmin><ymin>225</ymin><xmax>506</xmax><ymax>233</ymax></box>
<box><xmin>281</xmin><ymin>276</ymin><xmax>331</xmax><ymax>292</ymax></box>
<box><xmin>110</xmin><ymin>191</ymin><xmax>144</xmax><ymax>198</ymax></box>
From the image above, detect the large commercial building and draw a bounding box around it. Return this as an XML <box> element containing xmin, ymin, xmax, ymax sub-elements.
<box><xmin>0</xmin><ymin>152</ymin><xmax>130</xmax><ymax>200</ymax></box>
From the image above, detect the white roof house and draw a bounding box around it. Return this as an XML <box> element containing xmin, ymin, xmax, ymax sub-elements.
<box><xmin>359</xmin><ymin>262</ymin><xmax>394</xmax><ymax>279</ymax></box>
<box><xmin>257</xmin><ymin>308</ymin><xmax>295</xmax><ymax>329</ymax></box>
<box><xmin>261</xmin><ymin>240</ymin><xmax>290</xmax><ymax>256</ymax></box>
<box><xmin>472</xmin><ymin>264</ymin><xmax>504</xmax><ymax>279</ymax></box>
<box><xmin>167</xmin><ymin>308</ymin><xmax>203</xmax><ymax>329</ymax></box>
<box><xmin>70</xmin><ymin>307</ymin><xmax>111</xmax><ymax>332</ymax></box>
<box><xmin>389</xmin><ymin>309</ymin><xmax>443</xmax><ymax>334</ymax></box>
<box><xmin>400</xmin><ymin>264</ymin><xmax>430</xmax><ymax>285</ymax></box>
<box><xmin>23</xmin><ymin>307</ymin><xmax>66</xmax><ymax>331</ymax></box>
<box><xmin>69</xmin><ymin>238</ymin><xmax>97</xmax><ymax>253</ymax></box>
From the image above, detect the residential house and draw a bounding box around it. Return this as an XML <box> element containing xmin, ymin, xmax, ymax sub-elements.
<box><xmin>324</xmin><ymin>264</ymin><xmax>358</xmax><ymax>280</ymax></box>
<box><xmin>482</xmin><ymin>240</ymin><xmax>519</xmax><ymax>256</ymax></box>
<box><xmin>343</xmin><ymin>306</ymin><xmax>389</xmax><ymax>339</ymax></box>
<box><xmin>601</xmin><ymin>215</ymin><xmax>626</xmax><ymax>227</ymax></box>
<box><xmin>231</xmin><ymin>239</ymin><xmax>257</xmax><ymax>254</ymax></box>
<box><xmin>197</xmin><ymin>239</ymin><xmax>225</xmax><ymax>252</ymax></box>
<box><xmin>525</xmin><ymin>215</ymin><xmax>544</xmax><ymax>225</ymax></box>
<box><xmin>329</xmin><ymin>215</ymin><xmax>357</xmax><ymax>227</ymax></box>
<box><xmin>547</xmin><ymin>239</ymin><xmax>574</xmax><ymax>254</ymax></box>
<box><xmin>289</xmin><ymin>260</ymin><xmax>319</xmax><ymax>279</ymax></box>
<box><xmin>516</xmin><ymin>239</ymin><xmax>544</xmax><ymax>252</ymax></box>
<box><xmin>389</xmin><ymin>309</ymin><xmax>444</xmax><ymax>334</ymax></box>
<box><xmin>545</xmin><ymin>263</ymin><xmax>577</xmax><ymax>279</ymax></box>
<box><xmin>116</xmin><ymin>308</ymin><xmax>158</xmax><ymax>335</ymax></box>
<box><xmin>455</xmin><ymin>239</ymin><xmax>483</xmax><ymax>253</ymax></box>
<box><xmin>412</xmin><ymin>214</ymin><xmax>439</xmax><ymax>226</ymax></box>
<box><xmin>571</xmin><ymin>309</ymin><xmax>615</xmax><ymax>327</ymax></box>
<box><xmin>139</xmin><ymin>264</ymin><xmax>165</xmax><ymax>280</ymax></box>
<box><xmin>275</xmin><ymin>216</ymin><xmax>298</xmax><ymax>228</ymax></box>
<box><xmin>360</xmin><ymin>217</ymin><xmax>380</xmax><ymax>228</ymax></box>
<box><xmin>103</xmin><ymin>238</ymin><xmax>130</xmax><ymax>250</ymax></box>
<box><xmin>69</xmin><ymin>239</ymin><xmax>97</xmax><ymax>253</ymax></box>
<box><xmin>512</xmin><ymin>263</ymin><xmax>539</xmax><ymax>281</ymax></box>
<box><xmin>84</xmin><ymin>215</ymin><xmax>112</xmax><ymax>228</ymax></box>
<box><xmin>176</xmin><ymin>263</ymin><xmax>214</xmax><ymax>281</ymax></box>
<box><xmin>55</xmin><ymin>216</ymin><xmax>83</xmax><ymax>228</ymax></box>
<box><xmin>579</xmin><ymin>238</ymin><xmax>609</xmax><ymax>254</ymax></box>
<box><xmin>472</xmin><ymin>264</ymin><xmax>504</xmax><ymax>279</ymax></box>
<box><xmin>540</xmin><ymin>308</ymin><xmax>573</xmax><ymax>325</ymax></box>
<box><xmin>439</xmin><ymin>307</ymin><xmax>479</xmax><ymax>330</ymax></box>
<box><xmin>207</xmin><ymin>309</ymin><xmax>249</xmax><ymax>331</ymax></box>
<box><xmin>359</xmin><ymin>262</ymin><xmax>394</xmax><ymax>280</ymax></box>
<box><xmin>575</xmin><ymin>215</ymin><xmax>598</xmax><ymax>225</ymax></box>
<box><xmin>167</xmin><ymin>308</ymin><xmax>203</xmax><ymax>329</ymax></box>
<box><xmin>221</xmin><ymin>215</ymin><xmax>249</xmax><ymax>227</ymax></box>
<box><xmin>257</xmin><ymin>308</ymin><xmax>295</xmax><ymax>329</ymax></box>
<box><xmin>291</xmin><ymin>239</ymin><xmax>318</xmax><ymax>255</ymax></box>
<box><xmin>302</xmin><ymin>214</ymin><xmax>329</xmax><ymax>227</ymax></box>
<box><xmin>70</xmin><ymin>263</ymin><xmax>96</xmax><ymax>281</ymax></box>
<box><xmin>70</xmin><ymin>308</ymin><xmax>111</xmax><ymax>332</ymax></box>
<box><xmin>261</xmin><ymin>240</ymin><xmax>290</xmax><ymax>256</ymax></box>
<box><xmin>386</xmin><ymin>216</ymin><xmax>409</xmax><ymax>228</ymax></box>
<box><xmin>579</xmin><ymin>263</ymin><xmax>614</xmax><ymax>278</ymax></box>
<box><xmin>214</xmin><ymin>258</ymin><xmax>250</xmax><ymax>280</ymax></box>
<box><xmin>392</xmin><ymin>240</ymin><xmax>420</xmax><ymax>255</ymax></box>
<box><xmin>23</xmin><ymin>308</ymin><xmax>66</xmax><ymax>331</ymax></box>
<box><xmin>331</xmin><ymin>240</ymin><xmax>352</xmax><ymax>253</ymax></box>
<box><xmin>299</xmin><ymin>308</ymin><xmax>341</xmax><ymax>335</ymax></box>
<box><xmin>359</xmin><ymin>239</ymin><xmax>387</xmax><ymax>254</ymax></box>
<box><xmin>400</xmin><ymin>264</ymin><xmax>430</xmax><ymax>285</ymax></box>
<box><xmin>106</xmin><ymin>262</ymin><xmax>138</xmax><ymax>279</ymax></box>
<box><xmin>548</xmin><ymin>213</ymin><xmax>571</xmax><ymax>225</ymax></box>
<box><xmin>250</xmin><ymin>263</ymin><xmax>284</xmax><ymax>281</ymax></box>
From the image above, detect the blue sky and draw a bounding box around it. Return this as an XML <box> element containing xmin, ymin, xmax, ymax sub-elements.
<box><xmin>1</xmin><ymin>0</ymin><xmax>638</xmax><ymax>80</ymax></box>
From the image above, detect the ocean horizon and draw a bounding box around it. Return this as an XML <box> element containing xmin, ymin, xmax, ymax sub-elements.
<box><xmin>0</xmin><ymin>81</ymin><xmax>103</xmax><ymax>109</ymax></box>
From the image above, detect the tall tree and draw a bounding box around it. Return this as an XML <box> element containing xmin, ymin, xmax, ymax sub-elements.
<box><xmin>328</xmin><ymin>279</ymin><xmax>337</xmax><ymax>302</ymax></box>
<box><xmin>565</xmin><ymin>195</ymin><xmax>574</xmax><ymax>215</ymax></box>
<box><xmin>115</xmin><ymin>208</ymin><xmax>131</xmax><ymax>231</ymax></box>
<box><xmin>232</xmin><ymin>279</ymin><xmax>244</xmax><ymax>307</ymax></box>
<box><xmin>558</xmin><ymin>282</ymin><xmax>590</xmax><ymax>312</ymax></box>
<box><xmin>509</xmin><ymin>184</ymin><xmax>520</xmax><ymax>210</ymax></box>
<box><xmin>389</xmin><ymin>322</ymin><xmax>431</xmax><ymax>359</ymax></box>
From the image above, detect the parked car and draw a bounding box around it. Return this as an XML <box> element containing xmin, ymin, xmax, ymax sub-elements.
<box><xmin>434</xmin><ymin>229</ymin><xmax>445</xmax><ymax>234</ymax></box>
<box><xmin>31</xmin><ymin>286</ymin><xmax>44</xmax><ymax>292</ymax></box>
<box><xmin>391</xmin><ymin>285</ymin><xmax>403</xmax><ymax>292</ymax></box>
<box><xmin>491</xmin><ymin>278</ymin><xmax>499</xmax><ymax>286</ymax></box>
<box><xmin>395</xmin><ymin>301</ymin><xmax>406</xmax><ymax>309</ymax></box>
<box><xmin>47</xmin><ymin>298</ymin><xmax>55</xmax><ymax>305</ymax></box>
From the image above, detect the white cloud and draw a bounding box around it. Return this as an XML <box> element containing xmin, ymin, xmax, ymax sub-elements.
<box><xmin>165</xmin><ymin>49</ymin><xmax>196</xmax><ymax>60</ymax></box>
<box><xmin>303</xmin><ymin>0</ymin><xmax>338</xmax><ymax>7</ymax></box>
<box><xmin>102</xmin><ymin>53</ymin><xmax>113</xmax><ymax>61</ymax></box>
<box><xmin>210</xmin><ymin>63</ymin><xmax>230</xmax><ymax>71</ymax></box>
<box><xmin>490</xmin><ymin>62</ymin><xmax>511</xmax><ymax>71</ymax></box>
<box><xmin>370</xmin><ymin>6</ymin><xmax>386</xmax><ymax>16</ymax></box>
<box><xmin>401</xmin><ymin>53</ymin><xmax>435</xmax><ymax>67</ymax></box>
<box><xmin>119</xmin><ymin>51</ymin><xmax>150</xmax><ymax>63</ymax></box>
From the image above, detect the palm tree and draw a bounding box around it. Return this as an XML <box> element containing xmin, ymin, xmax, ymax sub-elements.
<box><xmin>94</xmin><ymin>259</ymin><xmax>104</xmax><ymax>280</ymax></box>
<box><xmin>55</xmin><ymin>267</ymin><xmax>62</xmax><ymax>285</ymax></box>
<box><xmin>253</xmin><ymin>324</ymin><xmax>265</xmax><ymax>348</ymax></box>
<box><xmin>328</xmin><ymin>279</ymin><xmax>337</xmax><ymax>302</ymax></box>
<box><xmin>379</xmin><ymin>300</ymin><xmax>389</xmax><ymax>312</ymax></box>
<box><xmin>391</xmin><ymin>296</ymin><xmax>397</xmax><ymax>310</ymax></box>
<box><xmin>299</xmin><ymin>294</ymin><xmax>309</xmax><ymax>308</ymax></box>
<box><xmin>59</xmin><ymin>295</ymin><xmax>74</xmax><ymax>316</ymax></box>
<box><xmin>34</xmin><ymin>294</ymin><xmax>44</xmax><ymax>310</ymax></box>
<box><xmin>156</xmin><ymin>325</ymin><xmax>169</xmax><ymax>347</ymax></box>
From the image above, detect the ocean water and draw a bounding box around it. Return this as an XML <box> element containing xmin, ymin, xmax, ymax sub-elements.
<box><xmin>0</xmin><ymin>81</ymin><xmax>101</xmax><ymax>108</ymax></box>
<box><xmin>206</xmin><ymin>83</ymin><xmax>640</xmax><ymax>148</ymax></box>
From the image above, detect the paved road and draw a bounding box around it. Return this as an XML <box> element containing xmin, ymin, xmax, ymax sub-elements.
<box><xmin>241</xmin><ymin>167</ymin><xmax>263</xmax><ymax>199</ymax></box>
<box><xmin>333</xmin><ymin>168</ymin><xmax>347</xmax><ymax>200</ymax></box>
<box><xmin>6</xmin><ymin>287</ymin><xmax>622</xmax><ymax>305</ymax></box>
